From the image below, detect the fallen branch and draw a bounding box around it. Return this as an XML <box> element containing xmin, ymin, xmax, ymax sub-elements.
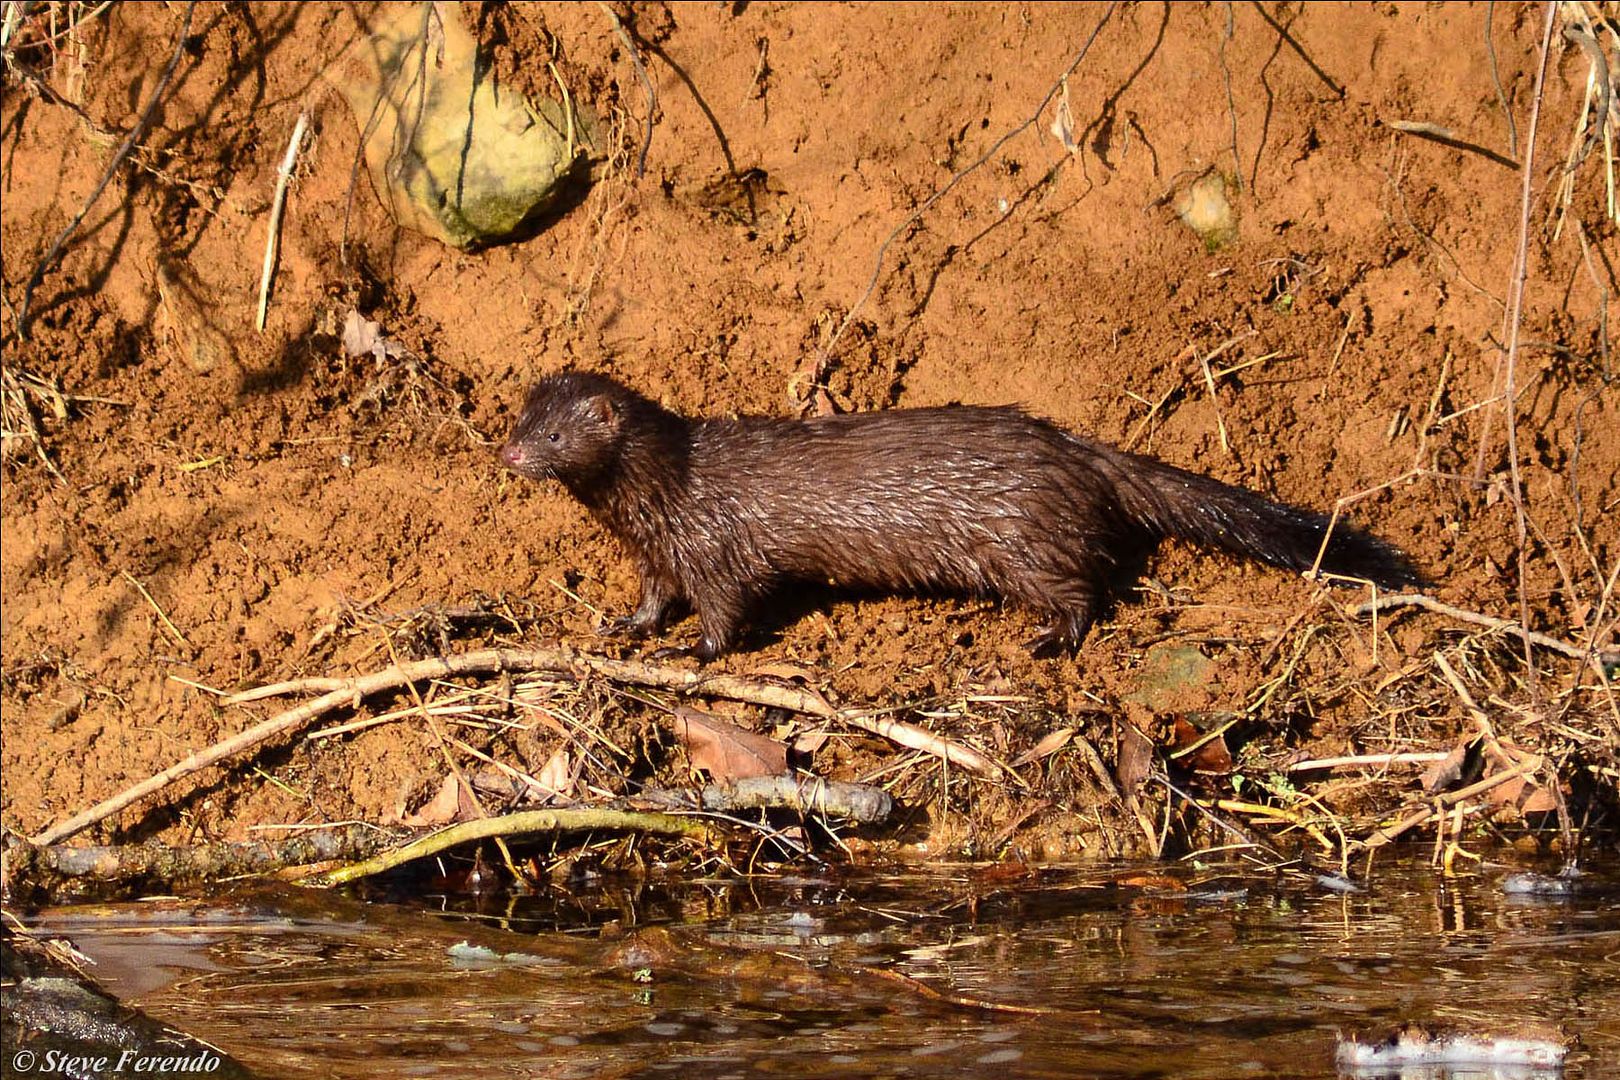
<box><xmin>35</xmin><ymin>645</ymin><xmax>995</xmax><ymax>846</ymax></box>
<box><xmin>647</xmin><ymin>777</ymin><xmax>894</xmax><ymax>824</ymax></box>
<box><xmin>308</xmin><ymin>808</ymin><xmax>713</xmax><ymax>886</ymax></box>
<box><xmin>1360</xmin><ymin>757</ymin><xmax>1542</xmax><ymax>848</ymax></box>
<box><xmin>7</xmin><ymin>824</ymin><xmax>396</xmax><ymax>890</ymax></box>
<box><xmin>1347</xmin><ymin>593</ymin><xmax>1617</xmax><ymax>666</ymax></box>
<box><xmin>223</xmin><ymin>647</ymin><xmax>1001</xmax><ymax>776</ymax></box>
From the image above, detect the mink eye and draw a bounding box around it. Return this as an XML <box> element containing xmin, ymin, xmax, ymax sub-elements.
<box><xmin>548</xmin><ymin>432</ymin><xmax>561</xmax><ymax>443</ymax></box>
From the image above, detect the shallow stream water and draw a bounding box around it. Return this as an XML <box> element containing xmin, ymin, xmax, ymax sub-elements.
<box><xmin>23</xmin><ymin>858</ymin><xmax>1620</xmax><ymax>1078</ymax></box>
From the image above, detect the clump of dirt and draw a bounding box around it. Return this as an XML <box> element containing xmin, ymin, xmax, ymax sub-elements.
<box><xmin>2</xmin><ymin>4</ymin><xmax>1614</xmax><ymax>867</ymax></box>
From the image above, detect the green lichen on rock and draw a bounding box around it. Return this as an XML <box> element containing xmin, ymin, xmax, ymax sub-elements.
<box><xmin>331</xmin><ymin>2</ymin><xmax>598</xmax><ymax>248</ymax></box>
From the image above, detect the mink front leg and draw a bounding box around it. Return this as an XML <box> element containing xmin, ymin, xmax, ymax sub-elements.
<box><xmin>598</xmin><ymin>565</ymin><xmax>679</xmax><ymax>639</ymax></box>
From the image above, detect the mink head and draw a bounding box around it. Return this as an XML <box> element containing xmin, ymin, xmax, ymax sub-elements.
<box><xmin>500</xmin><ymin>372</ymin><xmax>635</xmax><ymax>490</ymax></box>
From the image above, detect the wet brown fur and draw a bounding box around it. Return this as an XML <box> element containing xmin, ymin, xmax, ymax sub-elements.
<box><xmin>501</xmin><ymin>372</ymin><xmax>1422</xmax><ymax>661</ymax></box>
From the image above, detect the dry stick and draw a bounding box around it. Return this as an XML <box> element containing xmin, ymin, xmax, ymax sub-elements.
<box><xmin>1348</xmin><ymin>592</ymin><xmax>1618</xmax><ymax>666</ymax></box>
<box><xmin>14</xmin><ymin>1</ymin><xmax>196</xmax><ymax>338</ymax></box>
<box><xmin>1388</xmin><ymin>120</ymin><xmax>1518</xmax><ymax>170</ymax></box>
<box><xmin>1361</xmin><ymin>757</ymin><xmax>1542</xmax><ymax>848</ymax></box>
<box><xmin>120</xmin><ymin>570</ymin><xmax>191</xmax><ymax>648</ymax></box>
<box><xmin>1287</xmin><ymin>752</ymin><xmax>1448</xmax><ymax>773</ymax></box>
<box><xmin>817</xmin><ymin>2</ymin><xmax>1119</xmax><ymax>367</ymax></box>
<box><xmin>377</xmin><ymin>627</ymin><xmax>522</xmax><ymax>882</ymax></box>
<box><xmin>1434</xmin><ymin>649</ymin><xmax>1495</xmax><ymax>737</ymax></box>
<box><xmin>1218</xmin><ymin>1</ymin><xmax>1242</xmax><ymax>189</ymax></box>
<box><xmin>232</xmin><ymin>652</ymin><xmax>1000</xmax><ymax>775</ymax></box>
<box><xmin>1</xmin><ymin>368</ymin><xmax>67</xmax><ymax>484</ymax></box>
<box><xmin>33</xmin><ymin>646</ymin><xmax>998</xmax><ymax>846</ymax></box>
<box><xmin>255</xmin><ymin>111</ymin><xmax>309</xmax><ymax>333</ymax></box>
<box><xmin>1497</xmin><ymin>1</ymin><xmax>1560</xmax><ymax>704</ymax></box>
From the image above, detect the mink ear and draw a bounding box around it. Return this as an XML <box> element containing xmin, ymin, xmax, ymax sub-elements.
<box><xmin>588</xmin><ymin>395</ymin><xmax>618</xmax><ymax>427</ymax></box>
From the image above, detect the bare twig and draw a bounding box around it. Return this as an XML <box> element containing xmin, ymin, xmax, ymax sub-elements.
<box><xmin>14</xmin><ymin>1</ymin><xmax>196</xmax><ymax>338</ymax></box>
<box><xmin>1361</xmin><ymin>756</ymin><xmax>1542</xmax><ymax>847</ymax></box>
<box><xmin>1286</xmin><ymin>751</ymin><xmax>1449</xmax><ymax>773</ymax></box>
<box><xmin>1484</xmin><ymin>1</ymin><xmax>1520</xmax><ymax>159</ymax></box>
<box><xmin>1388</xmin><ymin>119</ymin><xmax>1518</xmax><ymax>169</ymax></box>
<box><xmin>310</xmin><ymin>808</ymin><xmax>713</xmax><ymax>885</ymax></box>
<box><xmin>1434</xmin><ymin>650</ymin><xmax>1494</xmax><ymax>737</ymax></box>
<box><xmin>256</xmin><ymin>111</ymin><xmax>310</xmax><ymax>332</ymax></box>
<box><xmin>120</xmin><ymin>571</ymin><xmax>191</xmax><ymax>649</ymax></box>
<box><xmin>1348</xmin><ymin>592</ymin><xmax>1617</xmax><ymax>666</ymax></box>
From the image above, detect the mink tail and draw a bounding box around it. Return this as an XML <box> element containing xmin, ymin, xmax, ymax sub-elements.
<box><xmin>1113</xmin><ymin>452</ymin><xmax>1425</xmax><ymax>589</ymax></box>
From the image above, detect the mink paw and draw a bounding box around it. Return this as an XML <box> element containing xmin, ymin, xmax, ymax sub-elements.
<box><xmin>1023</xmin><ymin>629</ymin><xmax>1077</xmax><ymax>660</ymax></box>
<box><xmin>645</xmin><ymin>637</ymin><xmax>722</xmax><ymax>664</ymax></box>
<box><xmin>598</xmin><ymin>615</ymin><xmax>654</xmax><ymax>640</ymax></box>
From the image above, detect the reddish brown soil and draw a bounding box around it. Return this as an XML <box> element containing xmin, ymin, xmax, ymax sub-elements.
<box><xmin>2</xmin><ymin>3</ymin><xmax>1615</xmax><ymax>857</ymax></box>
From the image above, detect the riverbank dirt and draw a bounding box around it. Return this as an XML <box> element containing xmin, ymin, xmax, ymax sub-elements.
<box><xmin>3</xmin><ymin>3</ymin><xmax>1615</xmax><ymax>867</ymax></box>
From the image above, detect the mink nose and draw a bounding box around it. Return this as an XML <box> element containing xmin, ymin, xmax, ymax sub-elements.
<box><xmin>499</xmin><ymin>443</ymin><xmax>525</xmax><ymax>469</ymax></box>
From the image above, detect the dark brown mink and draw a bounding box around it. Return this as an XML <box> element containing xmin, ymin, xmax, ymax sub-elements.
<box><xmin>500</xmin><ymin>371</ymin><xmax>1423</xmax><ymax>662</ymax></box>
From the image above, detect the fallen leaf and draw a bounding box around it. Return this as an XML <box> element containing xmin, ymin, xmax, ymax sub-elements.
<box><xmin>1421</xmin><ymin>737</ymin><xmax>1479</xmax><ymax>794</ymax></box>
<box><xmin>748</xmin><ymin>661</ymin><xmax>817</xmax><ymax>683</ymax></box>
<box><xmin>1050</xmin><ymin>88</ymin><xmax>1077</xmax><ymax>152</ymax></box>
<box><xmin>398</xmin><ymin>775</ymin><xmax>474</xmax><ymax>826</ymax></box>
<box><xmin>674</xmin><ymin>706</ymin><xmax>788</xmax><ymax>783</ymax></box>
<box><xmin>1116</xmin><ymin>716</ymin><xmax>1155</xmax><ymax>793</ymax></box>
<box><xmin>341</xmin><ymin>309</ymin><xmax>406</xmax><ymax>363</ymax></box>
<box><xmin>1170</xmin><ymin>716</ymin><xmax>1233</xmax><ymax>775</ymax></box>
<box><xmin>535</xmin><ymin>747</ymin><xmax>574</xmax><ymax>802</ymax></box>
<box><xmin>1012</xmin><ymin>726</ymin><xmax>1074</xmax><ymax>767</ymax></box>
<box><xmin>792</xmin><ymin>728</ymin><xmax>830</xmax><ymax>755</ymax></box>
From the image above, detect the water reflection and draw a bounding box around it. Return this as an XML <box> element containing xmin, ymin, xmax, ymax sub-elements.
<box><xmin>25</xmin><ymin>860</ymin><xmax>1620</xmax><ymax>1078</ymax></box>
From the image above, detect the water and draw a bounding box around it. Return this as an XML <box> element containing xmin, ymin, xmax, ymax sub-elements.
<box><xmin>23</xmin><ymin>860</ymin><xmax>1620</xmax><ymax>1078</ymax></box>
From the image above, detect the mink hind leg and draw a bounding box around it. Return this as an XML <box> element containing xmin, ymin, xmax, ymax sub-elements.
<box><xmin>1024</xmin><ymin>604</ymin><xmax>1099</xmax><ymax>659</ymax></box>
<box><xmin>692</xmin><ymin>587</ymin><xmax>752</xmax><ymax>661</ymax></box>
<box><xmin>1004</xmin><ymin>565</ymin><xmax>1109</xmax><ymax>659</ymax></box>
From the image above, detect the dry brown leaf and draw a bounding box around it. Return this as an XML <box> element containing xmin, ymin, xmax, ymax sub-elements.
<box><xmin>792</xmin><ymin>728</ymin><xmax>831</xmax><ymax>755</ymax></box>
<box><xmin>1421</xmin><ymin>738</ymin><xmax>1476</xmax><ymax>793</ymax></box>
<box><xmin>1116</xmin><ymin>717</ymin><xmax>1154</xmax><ymax>793</ymax></box>
<box><xmin>1171</xmin><ymin>716</ymin><xmax>1233</xmax><ymax>775</ymax></box>
<box><xmin>535</xmin><ymin>747</ymin><xmax>574</xmax><ymax>802</ymax></box>
<box><xmin>398</xmin><ymin>775</ymin><xmax>473</xmax><ymax>826</ymax></box>
<box><xmin>673</xmin><ymin>706</ymin><xmax>788</xmax><ymax>783</ymax></box>
<box><xmin>1012</xmin><ymin>726</ymin><xmax>1074</xmax><ymax>767</ymax></box>
<box><xmin>748</xmin><ymin>661</ymin><xmax>817</xmax><ymax>683</ymax></box>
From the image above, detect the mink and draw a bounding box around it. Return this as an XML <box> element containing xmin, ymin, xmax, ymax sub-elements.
<box><xmin>500</xmin><ymin>371</ymin><xmax>1422</xmax><ymax>661</ymax></box>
